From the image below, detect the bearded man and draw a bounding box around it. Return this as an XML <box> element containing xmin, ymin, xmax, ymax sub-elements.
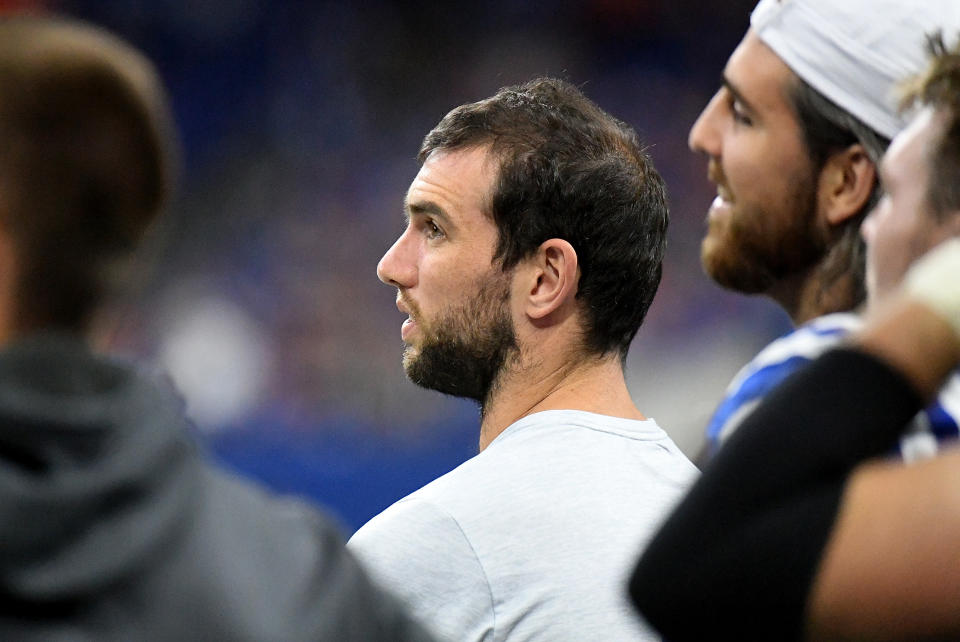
<box><xmin>692</xmin><ymin>0</ymin><xmax>960</xmax><ymax>461</ymax></box>
<box><xmin>348</xmin><ymin>78</ymin><xmax>697</xmax><ymax>641</ymax></box>
<box><xmin>632</xmin><ymin>36</ymin><xmax>960</xmax><ymax>638</ymax></box>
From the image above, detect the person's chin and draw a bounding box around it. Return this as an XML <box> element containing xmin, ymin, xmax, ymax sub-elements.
<box><xmin>401</xmin><ymin>344</ymin><xmax>422</xmax><ymax>369</ymax></box>
<box><xmin>700</xmin><ymin>231</ymin><xmax>729</xmax><ymax>277</ymax></box>
<box><xmin>701</xmin><ymin>238</ymin><xmax>763</xmax><ymax>294</ymax></box>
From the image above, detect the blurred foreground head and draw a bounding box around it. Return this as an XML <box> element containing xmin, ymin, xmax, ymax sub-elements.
<box><xmin>0</xmin><ymin>15</ymin><xmax>176</xmax><ymax>338</ymax></box>
<box><xmin>862</xmin><ymin>31</ymin><xmax>960</xmax><ymax>301</ymax></box>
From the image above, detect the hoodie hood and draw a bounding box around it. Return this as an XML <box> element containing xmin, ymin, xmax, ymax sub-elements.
<box><xmin>0</xmin><ymin>333</ymin><xmax>198</xmax><ymax>602</ymax></box>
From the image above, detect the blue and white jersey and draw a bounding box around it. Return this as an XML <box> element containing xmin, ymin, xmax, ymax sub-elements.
<box><xmin>705</xmin><ymin>312</ymin><xmax>960</xmax><ymax>463</ymax></box>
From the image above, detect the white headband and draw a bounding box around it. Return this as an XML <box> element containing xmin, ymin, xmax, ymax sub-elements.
<box><xmin>751</xmin><ymin>0</ymin><xmax>960</xmax><ymax>140</ymax></box>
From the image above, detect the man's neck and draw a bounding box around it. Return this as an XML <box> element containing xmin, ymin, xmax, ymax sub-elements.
<box><xmin>477</xmin><ymin>351</ymin><xmax>645</xmax><ymax>451</ymax></box>
<box><xmin>768</xmin><ymin>259</ymin><xmax>862</xmax><ymax>326</ymax></box>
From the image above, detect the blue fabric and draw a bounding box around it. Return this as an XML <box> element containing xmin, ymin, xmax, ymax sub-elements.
<box><xmin>706</xmin><ymin>355</ymin><xmax>815</xmax><ymax>442</ymax></box>
<box><xmin>926</xmin><ymin>402</ymin><xmax>959</xmax><ymax>439</ymax></box>
<box><xmin>705</xmin><ymin>314</ymin><xmax>960</xmax><ymax>462</ymax></box>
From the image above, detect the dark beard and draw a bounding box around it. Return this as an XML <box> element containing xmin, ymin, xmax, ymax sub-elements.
<box><xmin>403</xmin><ymin>277</ymin><xmax>517</xmax><ymax>407</ymax></box>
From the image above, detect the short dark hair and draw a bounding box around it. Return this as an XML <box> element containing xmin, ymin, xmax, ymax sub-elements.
<box><xmin>0</xmin><ymin>15</ymin><xmax>177</xmax><ymax>333</ymax></box>
<box><xmin>787</xmin><ymin>77</ymin><xmax>892</xmax><ymax>312</ymax></box>
<box><xmin>419</xmin><ymin>78</ymin><xmax>668</xmax><ymax>360</ymax></box>
<box><xmin>903</xmin><ymin>31</ymin><xmax>960</xmax><ymax>220</ymax></box>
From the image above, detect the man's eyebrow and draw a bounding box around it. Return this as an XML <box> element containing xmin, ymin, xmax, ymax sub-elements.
<box><xmin>721</xmin><ymin>74</ymin><xmax>756</xmax><ymax>113</ymax></box>
<box><xmin>404</xmin><ymin>198</ymin><xmax>450</xmax><ymax>223</ymax></box>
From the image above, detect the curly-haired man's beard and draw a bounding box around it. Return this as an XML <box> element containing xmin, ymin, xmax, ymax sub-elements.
<box><xmin>701</xmin><ymin>161</ymin><xmax>829</xmax><ymax>294</ymax></box>
<box><xmin>402</xmin><ymin>276</ymin><xmax>518</xmax><ymax>407</ymax></box>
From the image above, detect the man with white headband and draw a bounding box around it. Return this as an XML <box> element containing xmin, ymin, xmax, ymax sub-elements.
<box><xmin>631</xmin><ymin>31</ymin><xmax>960</xmax><ymax>641</ymax></box>
<box><xmin>694</xmin><ymin>0</ymin><xmax>960</xmax><ymax>462</ymax></box>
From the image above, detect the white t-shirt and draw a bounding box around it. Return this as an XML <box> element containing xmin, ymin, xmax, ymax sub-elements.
<box><xmin>348</xmin><ymin>409</ymin><xmax>698</xmax><ymax>641</ymax></box>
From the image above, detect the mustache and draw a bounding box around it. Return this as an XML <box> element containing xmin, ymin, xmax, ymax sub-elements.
<box><xmin>707</xmin><ymin>159</ymin><xmax>734</xmax><ymax>202</ymax></box>
<box><xmin>707</xmin><ymin>159</ymin><xmax>726</xmax><ymax>188</ymax></box>
<box><xmin>397</xmin><ymin>292</ymin><xmax>423</xmax><ymax>322</ymax></box>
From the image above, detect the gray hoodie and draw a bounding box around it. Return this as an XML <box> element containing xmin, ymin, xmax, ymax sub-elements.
<box><xmin>0</xmin><ymin>333</ymin><xmax>434</xmax><ymax>641</ymax></box>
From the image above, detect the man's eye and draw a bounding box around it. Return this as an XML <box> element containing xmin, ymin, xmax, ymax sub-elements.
<box><xmin>731</xmin><ymin>100</ymin><xmax>753</xmax><ymax>126</ymax></box>
<box><xmin>425</xmin><ymin>220</ymin><xmax>444</xmax><ymax>239</ymax></box>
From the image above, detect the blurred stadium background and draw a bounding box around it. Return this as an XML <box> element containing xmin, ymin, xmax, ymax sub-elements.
<box><xmin>14</xmin><ymin>0</ymin><xmax>792</xmax><ymax>532</ymax></box>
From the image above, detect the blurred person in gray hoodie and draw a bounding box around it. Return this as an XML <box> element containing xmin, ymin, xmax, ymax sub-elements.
<box><xmin>0</xmin><ymin>14</ymin><xmax>433</xmax><ymax>642</ymax></box>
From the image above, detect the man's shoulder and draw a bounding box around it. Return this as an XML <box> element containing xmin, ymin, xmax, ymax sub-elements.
<box><xmin>347</xmin><ymin>473</ymin><xmax>494</xmax><ymax>634</ymax></box>
<box><xmin>738</xmin><ymin>313</ymin><xmax>862</xmax><ymax>383</ymax></box>
<box><xmin>348</xmin><ymin>457</ymin><xmax>490</xmax><ymax>552</ymax></box>
<box><xmin>705</xmin><ymin>313</ymin><xmax>862</xmax><ymax>449</ymax></box>
<box><xmin>350</xmin><ymin>490</ymin><xmax>460</xmax><ymax>545</ymax></box>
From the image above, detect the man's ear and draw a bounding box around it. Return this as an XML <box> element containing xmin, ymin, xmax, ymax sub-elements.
<box><xmin>523</xmin><ymin>238</ymin><xmax>578</xmax><ymax>320</ymax></box>
<box><xmin>819</xmin><ymin>143</ymin><xmax>877</xmax><ymax>227</ymax></box>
